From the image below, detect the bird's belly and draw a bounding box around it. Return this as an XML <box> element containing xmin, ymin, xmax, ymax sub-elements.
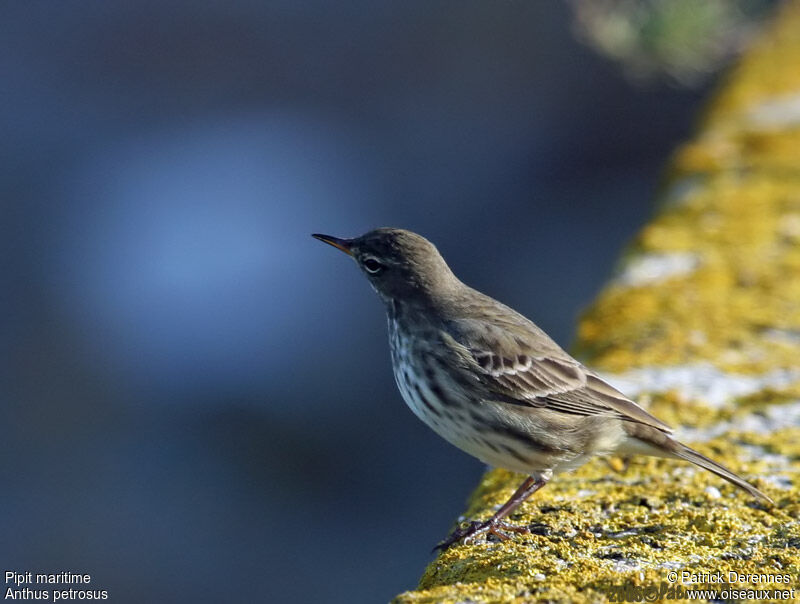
<box><xmin>391</xmin><ymin>360</ymin><xmax>558</xmax><ymax>474</ymax></box>
<box><xmin>391</xmin><ymin>358</ymin><xmax>450</xmax><ymax>430</ymax></box>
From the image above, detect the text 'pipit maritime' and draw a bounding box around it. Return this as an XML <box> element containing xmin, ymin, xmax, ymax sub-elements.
<box><xmin>313</xmin><ymin>228</ymin><xmax>772</xmax><ymax>550</ymax></box>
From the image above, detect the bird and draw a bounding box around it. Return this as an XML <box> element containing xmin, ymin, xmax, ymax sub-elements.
<box><xmin>312</xmin><ymin>228</ymin><xmax>772</xmax><ymax>550</ymax></box>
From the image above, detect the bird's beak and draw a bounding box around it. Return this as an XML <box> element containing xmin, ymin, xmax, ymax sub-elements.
<box><xmin>312</xmin><ymin>233</ymin><xmax>354</xmax><ymax>256</ymax></box>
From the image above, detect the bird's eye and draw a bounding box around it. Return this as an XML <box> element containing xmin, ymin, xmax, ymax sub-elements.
<box><xmin>363</xmin><ymin>257</ymin><xmax>383</xmax><ymax>273</ymax></box>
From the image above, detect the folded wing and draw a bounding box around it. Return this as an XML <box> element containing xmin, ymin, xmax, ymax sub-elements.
<box><xmin>442</xmin><ymin>316</ymin><xmax>672</xmax><ymax>433</ymax></box>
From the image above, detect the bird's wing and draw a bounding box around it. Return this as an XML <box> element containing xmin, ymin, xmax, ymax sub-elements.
<box><xmin>442</xmin><ymin>316</ymin><xmax>673</xmax><ymax>433</ymax></box>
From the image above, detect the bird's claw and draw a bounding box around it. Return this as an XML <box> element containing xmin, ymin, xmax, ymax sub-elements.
<box><xmin>433</xmin><ymin>519</ymin><xmax>530</xmax><ymax>551</ymax></box>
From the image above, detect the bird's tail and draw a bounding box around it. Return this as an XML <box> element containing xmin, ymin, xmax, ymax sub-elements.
<box><xmin>622</xmin><ymin>423</ymin><xmax>773</xmax><ymax>504</ymax></box>
<box><xmin>670</xmin><ymin>441</ymin><xmax>773</xmax><ymax>504</ymax></box>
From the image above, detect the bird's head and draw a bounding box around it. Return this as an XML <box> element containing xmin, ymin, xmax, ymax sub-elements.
<box><xmin>313</xmin><ymin>228</ymin><xmax>458</xmax><ymax>307</ymax></box>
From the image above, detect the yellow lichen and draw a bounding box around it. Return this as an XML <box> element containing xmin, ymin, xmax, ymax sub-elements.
<box><xmin>395</xmin><ymin>3</ymin><xmax>800</xmax><ymax>602</ymax></box>
<box><xmin>395</xmin><ymin>429</ymin><xmax>797</xmax><ymax>603</ymax></box>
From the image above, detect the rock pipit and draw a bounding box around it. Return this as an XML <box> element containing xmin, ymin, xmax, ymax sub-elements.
<box><xmin>313</xmin><ymin>228</ymin><xmax>772</xmax><ymax>550</ymax></box>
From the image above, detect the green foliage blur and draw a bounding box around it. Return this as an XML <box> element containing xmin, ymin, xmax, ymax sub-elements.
<box><xmin>569</xmin><ymin>0</ymin><xmax>775</xmax><ymax>86</ymax></box>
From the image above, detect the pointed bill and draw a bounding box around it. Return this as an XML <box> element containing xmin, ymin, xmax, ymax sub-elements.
<box><xmin>312</xmin><ymin>233</ymin><xmax>354</xmax><ymax>256</ymax></box>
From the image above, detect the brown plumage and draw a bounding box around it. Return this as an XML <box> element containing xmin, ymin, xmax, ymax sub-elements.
<box><xmin>313</xmin><ymin>228</ymin><xmax>772</xmax><ymax>549</ymax></box>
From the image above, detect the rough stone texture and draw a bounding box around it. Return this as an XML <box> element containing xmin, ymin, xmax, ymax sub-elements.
<box><xmin>394</xmin><ymin>4</ymin><xmax>800</xmax><ymax>603</ymax></box>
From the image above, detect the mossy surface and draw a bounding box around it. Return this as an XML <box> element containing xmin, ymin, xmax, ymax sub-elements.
<box><xmin>395</xmin><ymin>3</ymin><xmax>800</xmax><ymax>603</ymax></box>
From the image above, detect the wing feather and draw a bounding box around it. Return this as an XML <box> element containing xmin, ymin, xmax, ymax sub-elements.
<box><xmin>442</xmin><ymin>316</ymin><xmax>672</xmax><ymax>433</ymax></box>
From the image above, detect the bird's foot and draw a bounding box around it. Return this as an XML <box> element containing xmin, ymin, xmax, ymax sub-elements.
<box><xmin>433</xmin><ymin>518</ymin><xmax>530</xmax><ymax>551</ymax></box>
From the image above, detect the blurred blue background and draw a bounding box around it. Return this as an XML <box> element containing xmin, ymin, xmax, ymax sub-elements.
<box><xmin>1</xmin><ymin>1</ymin><xmax>733</xmax><ymax>602</ymax></box>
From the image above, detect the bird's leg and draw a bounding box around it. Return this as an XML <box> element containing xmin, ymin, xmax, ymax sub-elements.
<box><xmin>434</xmin><ymin>472</ymin><xmax>550</xmax><ymax>551</ymax></box>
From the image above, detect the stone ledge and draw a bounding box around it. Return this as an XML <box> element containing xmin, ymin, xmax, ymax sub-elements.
<box><xmin>395</xmin><ymin>3</ymin><xmax>800</xmax><ymax>602</ymax></box>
